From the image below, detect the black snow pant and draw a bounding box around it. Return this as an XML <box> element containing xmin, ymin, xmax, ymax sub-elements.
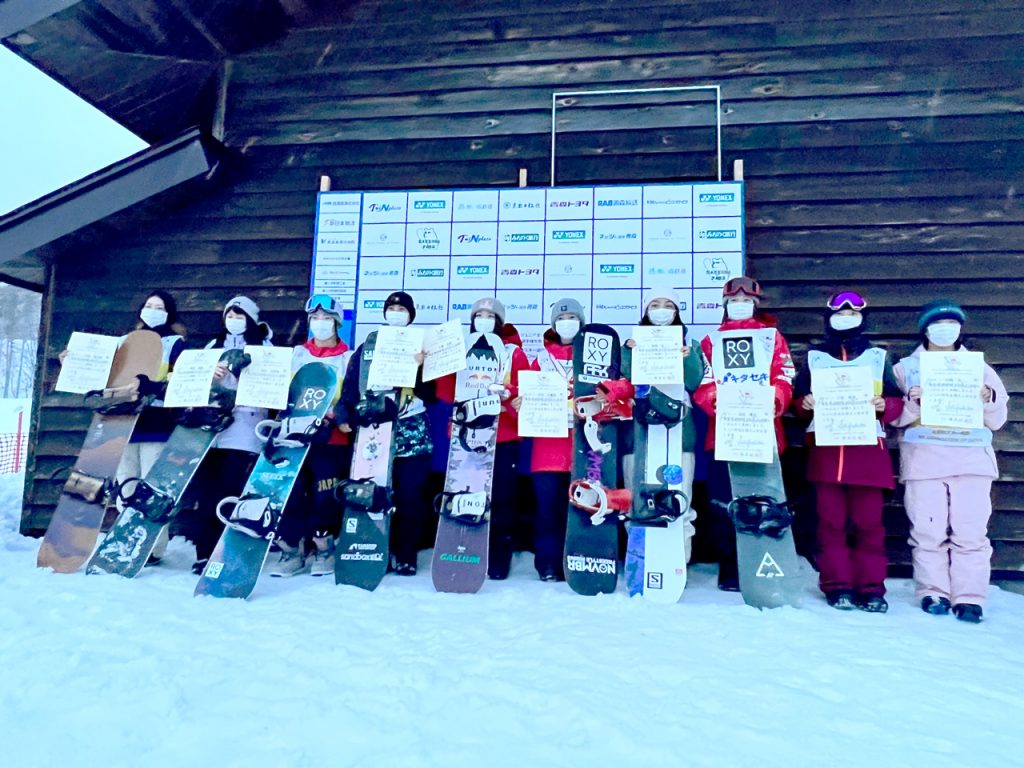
<box><xmin>389</xmin><ymin>452</ymin><xmax>433</xmax><ymax>567</ymax></box>
<box><xmin>706</xmin><ymin>454</ymin><xmax>739</xmax><ymax>582</ymax></box>
<box><xmin>488</xmin><ymin>441</ymin><xmax>519</xmax><ymax>578</ymax></box>
<box><xmin>278</xmin><ymin>442</ymin><xmax>351</xmax><ymax>548</ymax></box>
<box><xmin>188</xmin><ymin>447</ymin><xmax>258</xmax><ymax>562</ymax></box>
<box><xmin>533</xmin><ymin>471</ymin><xmax>570</xmax><ymax>578</ymax></box>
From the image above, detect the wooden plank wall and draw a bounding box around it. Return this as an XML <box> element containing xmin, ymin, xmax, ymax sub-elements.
<box><xmin>24</xmin><ymin>0</ymin><xmax>1024</xmax><ymax>573</ymax></box>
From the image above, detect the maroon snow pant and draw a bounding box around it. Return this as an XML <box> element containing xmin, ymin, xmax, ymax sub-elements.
<box><xmin>815</xmin><ymin>482</ymin><xmax>888</xmax><ymax>597</ymax></box>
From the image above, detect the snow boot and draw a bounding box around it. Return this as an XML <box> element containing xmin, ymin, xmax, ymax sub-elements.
<box><xmin>267</xmin><ymin>540</ymin><xmax>306</xmax><ymax>577</ymax></box>
<box><xmin>856</xmin><ymin>594</ymin><xmax>888</xmax><ymax>613</ymax></box>
<box><xmin>953</xmin><ymin>603</ymin><xmax>983</xmax><ymax>623</ymax></box>
<box><xmin>921</xmin><ymin>596</ymin><xmax>952</xmax><ymax>615</ymax></box>
<box><xmin>826</xmin><ymin>590</ymin><xmax>856</xmax><ymax>610</ymax></box>
<box><xmin>309</xmin><ymin>536</ymin><xmax>335</xmax><ymax>577</ymax></box>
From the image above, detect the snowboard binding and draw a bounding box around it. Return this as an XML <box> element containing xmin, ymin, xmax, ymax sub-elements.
<box><xmin>729</xmin><ymin>495</ymin><xmax>794</xmax><ymax>539</ymax></box>
<box><xmin>574</xmin><ymin>387</ymin><xmax>632</xmax><ymax>454</ymax></box>
<box><xmin>255</xmin><ymin>415</ymin><xmax>329</xmax><ymax>449</ymax></box>
<box><xmin>453</xmin><ymin>395</ymin><xmax>503</xmax><ymax>454</ymax></box>
<box><xmin>435</xmin><ymin>490</ymin><xmax>490</xmax><ymax>525</ymax></box>
<box><xmin>354</xmin><ymin>391</ymin><xmax>399</xmax><ymax>428</ymax></box>
<box><xmin>632</xmin><ymin>487</ymin><xmax>688</xmax><ymax>525</ymax></box>
<box><xmin>568</xmin><ymin>479</ymin><xmax>631</xmax><ymax>525</ymax></box>
<box><xmin>634</xmin><ymin>388</ymin><xmax>687</xmax><ymax>427</ymax></box>
<box><xmin>62</xmin><ymin>469</ymin><xmax>111</xmax><ymax>505</ymax></box>
<box><xmin>336</xmin><ymin>478</ymin><xmax>394</xmax><ymax>517</ymax></box>
<box><xmin>179</xmin><ymin>404</ymin><xmax>235</xmax><ymax>432</ymax></box>
<box><xmin>84</xmin><ymin>377</ymin><xmax>157</xmax><ymax>415</ymax></box>
<box><xmin>216</xmin><ymin>494</ymin><xmax>278</xmax><ymax>540</ymax></box>
<box><xmin>112</xmin><ymin>477</ymin><xmax>176</xmax><ymax>524</ymax></box>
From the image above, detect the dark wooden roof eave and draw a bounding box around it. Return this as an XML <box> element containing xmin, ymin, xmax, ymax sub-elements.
<box><xmin>0</xmin><ymin>127</ymin><xmax>223</xmax><ymax>288</ymax></box>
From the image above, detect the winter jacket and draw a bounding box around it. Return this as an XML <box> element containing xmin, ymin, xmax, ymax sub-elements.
<box><xmin>434</xmin><ymin>329</ymin><xmax>530</xmax><ymax>444</ymax></box>
<box><xmin>693</xmin><ymin>318</ymin><xmax>795</xmax><ymax>453</ymax></box>
<box><xmin>791</xmin><ymin>335</ymin><xmax>903</xmax><ymax>489</ymax></box>
<box><xmin>893</xmin><ymin>345</ymin><xmax>1009</xmax><ymax>481</ymax></box>
<box><xmin>621</xmin><ymin>338</ymin><xmax>705</xmax><ymax>452</ymax></box>
<box><xmin>205</xmin><ymin>332</ymin><xmax>274</xmax><ymax>454</ymax></box>
<box><xmin>529</xmin><ymin>330</ymin><xmax>575</xmax><ymax>473</ymax></box>
<box><xmin>291</xmin><ymin>339</ymin><xmax>352</xmax><ymax>446</ymax></box>
<box><xmin>336</xmin><ymin>335</ymin><xmax>434</xmax><ymax>458</ymax></box>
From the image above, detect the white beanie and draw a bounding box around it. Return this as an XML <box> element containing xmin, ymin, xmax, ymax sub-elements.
<box><xmin>224</xmin><ymin>295</ymin><xmax>260</xmax><ymax>323</ymax></box>
<box><xmin>643</xmin><ymin>286</ymin><xmax>680</xmax><ymax>315</ymax></box>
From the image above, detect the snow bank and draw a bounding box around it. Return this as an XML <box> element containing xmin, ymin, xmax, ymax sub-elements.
<box><xmin>1</xmin><ymin>529</ymin><xmax>1021</xmax><ymax>767</ymax></box>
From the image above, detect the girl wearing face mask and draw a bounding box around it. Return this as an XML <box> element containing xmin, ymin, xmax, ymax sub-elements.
<box><xmin>693</xmin><ymin>277</ymin><xmax>795</xmax><ymax>591</ymax></box>
<box><xmin>266</xmin><ymin>294</ymin><xmax>353</xmax><ymax>577</ymax></box>
<box><xmin>336</xmin><ymin>291</ymin><xmax>435</xmax><ymax>576</ymax></box>
<box><xmin>511</xmin><ymin>298</ymin><xmax>585</xmax><ymax>581</ymax></box>
<box><xmin>183</xmin><ymin>297</ymin><xmax>274</xmax><ymax>574</ymax></box>
<box><xmin>432</xmin><ymin>297</ymin><xmax>530</xmax><ymax>579</ymax></box>
<box><xmin>621</xmin><ymin>287</ymin><xmax>706</xmax><ymax>565</ymax></box>
<box><xmin>112</xmin><ymin>290</ymin><xmax>187</xmax><ymax>563</ymax></box>
<box><xmin>791</xmin><ymin>292</ymin><xmax>904</xmax><ymax>613</ymax></box>
<box><xmin>893</xmin><ymin>301</ymin><xmax>1009</xmax><ymax>623</ymax></box>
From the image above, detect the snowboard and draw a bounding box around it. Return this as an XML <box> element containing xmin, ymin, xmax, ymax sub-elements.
<box><xmin>37</xmin><ymin>330</ymin><xmax>163</xmax><ymax>573</ymax></box>
<box><xmin>564</xmin><ymin>324</ymin><xmax>627</xmax><ymax>596</ymax></box>
<box><xmin>194</xmin><ymin>362</ymin><xmax>338</xmax><ymax>599</ymax></box>
<box><xmin>729</xmin><ymin>453</ymin><xmax>802</xmax><ymax>609</ymax></box>
<box><xmin>431</xmin><ymin>333</ymin><xmax>504</xmax><ymax>594</ymax></box>
<box><xmin>334</xmin><ymin>332</ymin><xmax>397</xmax><ymax>591</ymax></box>
<box><xmin>625</xmin><ymin>389</ymin><xmax>689</xmax><ymax>603</ymax></box>
<box><xmin>86</xmin><ymin>348</ymin><xmax>251</xmax><ymax>577</ymax></box>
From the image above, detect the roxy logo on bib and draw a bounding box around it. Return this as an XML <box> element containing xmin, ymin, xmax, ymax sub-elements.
<box><xmin>581</xmin><ymin>332</ymin><xmax>612</xmax><ymax>382</ymax></box>
<box><xmin>724</xmin><ymin>337</ymin><xmax>754</xmax><ymax>370</ymax></box>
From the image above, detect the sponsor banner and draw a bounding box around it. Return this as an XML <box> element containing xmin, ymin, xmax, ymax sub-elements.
<box><xmin>357</xmin><ymin>256</ymin><xmax>404</xmax><ymax>290</ymax></box>
<box><xmin>693</xmin><ymin>288</ymin><xmax>725</xmax><ymax>325</ymax></box>
<box><xmin>643</xmin><ymin>185</ymin><xmax>693</xmax><ymax>218</ymax></box>
<box><xmin>449</xmin><ymin>255</ymin><xmax>497</xmax><ymax>289</ymax></box>
<box><xmin>641</xmin><ymin>253</ymin><xmax>691</xmax><ymax>288</ymax></box>
<box><xmin>497</xmin><ymin>220</ymin><xmax>545</xmax><ymax>255</ymax></box>
<box><xmin>592</xmin><ymin>253</ymin><xmax>641</xmax><ymax>289</ymax></box>
<box><xmin>317</xmin><ymin>231</ymin><xmax>359</xmax><ymax>252</ymax></box>
<box><xmin>498</xmin><ymin>188</ymin><xmax>546</xmax><ymax>220</ymax></box>
<box><xmin>404</xmin><ymin>256</ymin><xmax>450</xmax><ymax>290</ymax></box>
<box><xmin>594</xmin><ymin>186</ymin><xmax>643</xmax><ymax>219</ymax></box>
<box><xmin>318</xmin><ymin>193</ymin><xmax>361</xmax><ymax>214</ymax></box>
<box><xmin>543</xmin><ymin>289</ymin><xmax>591</xmax><ymax>324</ymax></box>
<box><xmin>545</xmin><ymin>220</ymin><xmax>593</xmax><ymax>254</ymax></box>
<box><xmin>694</xmin><ymin>217</ymin><xmax>743</xmax><ymax>252</ymax></box>
<box><xmin>545</xmin><ymin>186</ymin><xmax>594</xmax><ymax>220</ymax></box>
<box><xmin>355</xmin><ymin>290</ymin><xmax>392</xmax><ymax>322</ymax></box>
<box><xmin>592</xmin><ymin>289</ymin><xmax>642</xmax><ymax>325</ymax></box>
<box><xmin>453</xmin><ymin>190</ymin><xmax>500</xmax><ymax>221</ymax></box>
<box><xmin>694</xmin><ymin>252</ymin><xmax>742</xmax><ymax>287</ymax></box>
<box><xmin>406</xmin><ymin>190</ymin><xmax>453</xmax><ymax>222</ymax></box>
<box><xmin>496</xmin><ymin>255</ymin><xmax>544</xmax><ymax>289</ymax></box>
<box><xmin>451</xmin><ymin>221</ymin><xmax>499</xmax><ymax>255</ymax></box>
<box><xmin>360</xmin><ymin>223</ymin><xmax>406</xmax><ymax>257</ymax></box>
<box><xmin>593</xmin><ymin>218</ymin><xmax>643</xmax><ymax>254</ymax></box>
<box><xmin>316</xmin><ymin>212</ymin><xmax>360</xmax><ymax>234</ymax></box>
<box><xmin>362</xmin><ymin>192</ymin><xmax>408</xmax><ymax>223</ymax></box>
<box><xmin>406</xmin><ymin>223</ymin><xmax>451</xmax><ymax>256</ymax></box>
<box><xmin>448</xmin><ymin>290</ymin><xmax>486</xmax><ymax>321</ymax></box>
<box><xmin>543</xmin><ymin>254</ymin><xmax>592</xmax><ymax>290</ymax></box>
<box><xmin>693</xmin><ymin>182</ymin><xmax>743</xmax><ymax>217</ymax></box>
<box><xmin>643</xmin><ymin>218</ymin><xmax>693</xmax><ymax>253</ymax></box>
<box><xmin>496</xmin><ymin>289</ymin><xmax>545</xmax><ymax>325</ymax></box>
<box><xmin>411</xmin><ymin>290</ymin><xmax>449</xmax><ymax>325</ymax></box>
<box><xmin>518</xmin><ymin>325</ymin><xmax>546</xmax><ymax>361</ymax></box>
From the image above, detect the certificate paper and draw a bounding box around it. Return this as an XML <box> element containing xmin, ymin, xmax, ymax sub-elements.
<box><xmin>920</xmin><ymin>351</ymin><xmax>985</xmax><ymax>429</ymax></box>
<box><xmin>163</xmin><ymin>349</ymin><xmax>224</xmax><ymax>408</ymax></box>
<box><xmin>235</xmin><ymin>346</ymin><xmax>293</xmax><ymax>410</ymax></box>
<box><xmin>630</xmin><ymin>326</ymin><xmax>684</xmax><ymax>385</ymax></box>
<box><xmin>812</xmin><ymin>366</ymin><xmax>878</xmax><ymax>446</ymax></box>
<box><xmin>714</xmin><ymin>385</ymin><xmax>775</xmax><ymax>463</ymax></box>
<box><xmin>367</xmin><ymin>326</ymin><xmax>425</xmax><ymax>389</ymax></box>
<box><xmin>55</xmin><ymin>332</ymin><xmax>120</xmax><ymax>394</ymax></box>
<box><xmin>422</xmin><ymin>320</ymin><xmax>467</xmax><ymax>382</ymax></box>
<box><xmin>518</xmin><ymin>370</ymin><xmax>568</xmax><ymax>438</ymax></box>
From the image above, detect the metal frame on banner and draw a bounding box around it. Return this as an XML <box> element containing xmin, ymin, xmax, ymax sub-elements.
<box><xmin>549</xmin><ymin>85</ymin><xmax>723</xmax><ymax>187</ymax></box>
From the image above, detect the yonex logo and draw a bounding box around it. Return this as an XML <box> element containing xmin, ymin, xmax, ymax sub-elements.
<box><xmin>552</xmin><ymin>230</ymin><xmax>586</xmax><ymax>241</ymax></box>
<box><xmin>456</xmin><ymin>266</ymin><xmax>490</xmax><ymax>275</ymax></box>
<box><xmin>599</xmin><ymin>264</ymin><xmax>635</xmax><ymax>274</ymax></box>
<box><xmin>363</xmin><ymin>300</ymin><xmax>385</xmax><ymax>309</ymax></box>
<box><xmin>413</xmin><ymin>200</ymin><xmax>446</xmax><ymax>210</ymax></box>
<box><xmin>699</xmin><ymin>193</ymin><xmax>735</xmax><ymax>203</ymax></box>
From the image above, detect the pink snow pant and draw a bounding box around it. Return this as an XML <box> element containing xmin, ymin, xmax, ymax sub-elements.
<box><xmin>815</xmin><ymin>483</ymin><xmax>888</xmax><ymax>597</ymax></box>
<box><xmin>904</xmin><ymin>476</ymin><xmax>993</xmax><ymax>606</ymax></box>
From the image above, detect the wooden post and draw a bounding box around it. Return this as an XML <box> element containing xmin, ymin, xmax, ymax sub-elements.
<box><xmin>319</xmin><ymin>175</ymin><xmax>332</xmax><ymax>192</ymax></box>
<box><xmin>733</xmin><ymin>159</ymin><xmax>744</xmax><ymax>181</ymax></box>
<box><xmin>518</xmin><ymin>168</ymin><xmax>528</xmax><ymax>188</ymax></box>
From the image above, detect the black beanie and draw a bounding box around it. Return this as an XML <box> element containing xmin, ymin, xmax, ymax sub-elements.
<box><xmin>384</xmin><ymin>291</ymin><xmax>416</xmax><ymax>323</ymax></box>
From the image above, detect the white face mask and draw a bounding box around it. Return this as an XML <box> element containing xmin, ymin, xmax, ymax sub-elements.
<box><xmin>555</xmin><ymin>318</ymin><xmax>580</xmax><ymax>340</ymax></box>
<box><xmin>474</xmin><ymin>317</ymin><xmax>496</xmax><ymax>335</ymax></box>
<box><xmin>309</xmin><ymin>318</ymin><xmax>336</xmax><ymax>341</ymax></box>
<box><xmin>829</xmin><ymin>314</ymin><xmax>862</xmax><ymax>332</ymax></box>
<box><xmin>385</xmin><ymin>310</ymin><xmax>409</xmax><ymax>327</ymax></box>
<box><xmin>926</xmin><ymin>322</ymin><xmax>961</xmax><ymax>348</ymax></box>
<box><xmin>225</xmin><ymin>317</ymin><xmax>247</xmax><ymax>336</ymax></box>
<box><xmin>725</xmin><ymin>301</ymin><xmax>755</xmax><ymax>321</ymax></box>
<box><xmin>140</xmin><ymin>308</ymin><xmax>168</xmax><ymax>328</ymax></box>
<box><xmin>648</xmin><ymin>307</ymin><xmax>675</xmax><ymax>326</ymax></box>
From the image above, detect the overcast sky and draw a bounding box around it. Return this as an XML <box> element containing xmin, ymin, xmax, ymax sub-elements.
<box><xmin>0</xmin><ymin>46</ymin><xmax>147</xmax><ymax>216</ymax></box>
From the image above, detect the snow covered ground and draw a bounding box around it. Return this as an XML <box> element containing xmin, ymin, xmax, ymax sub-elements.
<box><xmin>3</xmin><ymin>488</ymin><xmax>1023</xmax><ymax>768</ymax></box>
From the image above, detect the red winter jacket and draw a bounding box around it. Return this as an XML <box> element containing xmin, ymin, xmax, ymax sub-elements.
<box><xmin>434</xmin><ymin>330</ymin><xmax>530</xmax><ymax>444</ymax></box>
<box><xmin>529</xmin><ymin>331</ymin><xmax>574</xmax><ymax>472</ymax></box>
<box><xmin>693</xmin><ymin>317</ymin><xmax>795</xmax><ymax>454</ymax></box>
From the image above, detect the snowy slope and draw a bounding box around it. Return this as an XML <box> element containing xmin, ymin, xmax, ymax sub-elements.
<box><xmin>2</xmin><ymin>500</ymin><xmax>1022</xmax><ymax>768</ymax></box>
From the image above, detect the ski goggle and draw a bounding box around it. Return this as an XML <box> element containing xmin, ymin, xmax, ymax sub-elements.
<box><xmin>723</xmin><ymin>276</ymin><xmax>761</xmax><ymax>298</ymax></box>
<box><xmin>305</xmin><ymin>293</ymin><xmax>340</xmax><ymax>315</ymax></box>
<box><xmin>826</xmin><ymin>291</ymin><xmax>867</xmax><ymax>311</ymax></box>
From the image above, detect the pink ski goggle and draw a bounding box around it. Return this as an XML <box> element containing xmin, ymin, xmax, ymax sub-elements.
<box><xmin>827</xmin><ymin>291</ymin><xmax>867</xmax><ymax>311</ymax></box>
